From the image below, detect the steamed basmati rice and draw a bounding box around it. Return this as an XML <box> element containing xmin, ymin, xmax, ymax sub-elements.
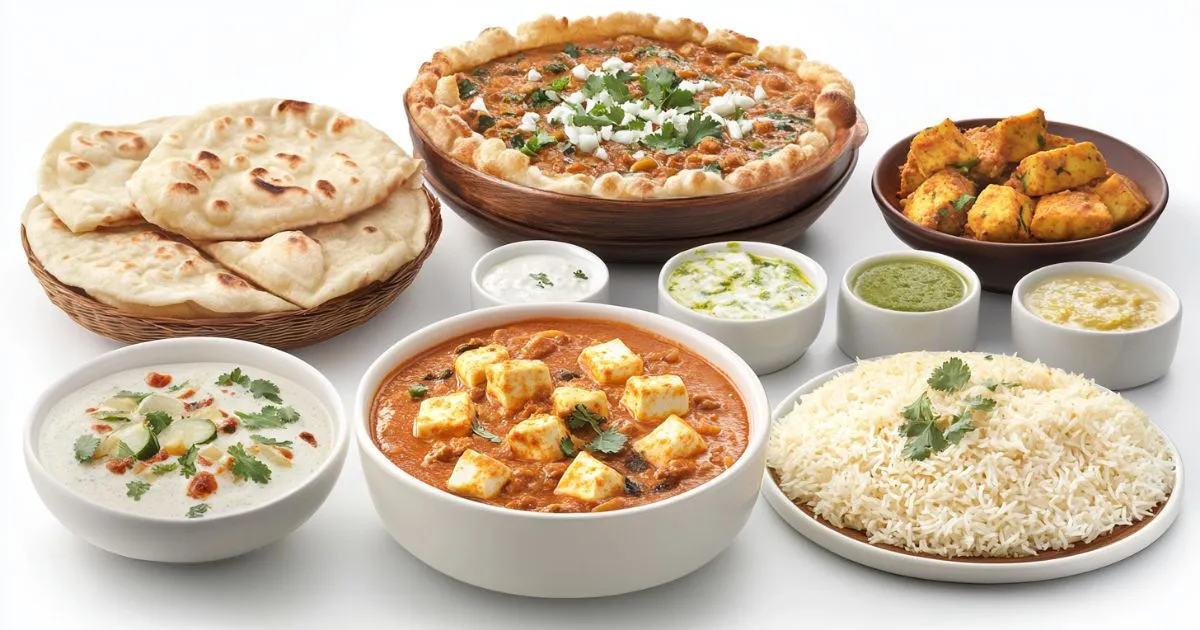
<box><xmin>768</xmin><ymin>352</ymin><xmax>1176</xmax><ymax>558</ymax></box>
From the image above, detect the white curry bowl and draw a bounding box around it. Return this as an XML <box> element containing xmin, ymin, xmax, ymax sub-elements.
<box><xmin>470</xmin><ymin>240</ymin><xmax>610</xmax><ymax>309</ymax></box>
<box><xmin>657</xmin><ymin>242</ymin><xmax>828</xmax><ymax>375</ymax></box>
<box><xmin>1012</xmin><ymin>262</ymin><xmax>1182</xmax><ymax>390</ymax></box>
<box><xmin>355</xmin><ymin>303</ymin><xmax>770</xmax><ymax>597</ymax></box>
<box><xmin>837</xmin><ymin>250</ymin><xmax>981</xmax><ymax>360</ymax></box>
<box><xmin>23</xmin><ymin>337</ymin><xmax>348</xmax><ymax>563</ymax></box>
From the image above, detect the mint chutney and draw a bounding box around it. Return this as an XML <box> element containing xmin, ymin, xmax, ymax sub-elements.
<box><xmin>852</xmin><ymin>259</ymin><xmax>965</xmax><ymax>312</ymax></box>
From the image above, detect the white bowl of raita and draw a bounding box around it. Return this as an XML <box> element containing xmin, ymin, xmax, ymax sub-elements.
<box><xmin>24</xmin><ymin>337</ymin><xmax>347</xmax><ymax>562</ymax></box>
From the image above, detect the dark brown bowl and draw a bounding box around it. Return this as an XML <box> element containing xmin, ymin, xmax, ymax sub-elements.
<box><xmin>872</xmin><ymin>119</ymin><xmax>1169</xmax><ymax>292</ymax></box>
<box><xmin>429</xmin><ymin>149</ymin><xmax>857</xmax><ymax>263</ymax></box>
<box><xmin>406</xmin><ymin>95</ymin><xmax>868</xmax><ymax>241</ymax></box>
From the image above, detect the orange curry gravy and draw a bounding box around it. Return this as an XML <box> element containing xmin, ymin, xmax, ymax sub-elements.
<box><xmin>370</xmin><ymin>319</ymin><xmax>749</xmax><ymax>513</ymax></box>
<box><xmin>454</xmin><ymin>36</ymin><xmax>818</xmax><ymax>178</ymax></box>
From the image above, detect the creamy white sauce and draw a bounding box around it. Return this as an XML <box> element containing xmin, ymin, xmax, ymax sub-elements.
<box><xmin>668</xmin><ymin>247</ymin><xmax>816</xmax><ymax>320</ymax></box>
<box><xmin>38</xmin><ymin>363</ymin><xmax>331</xmax><ymax>519</ymax></box>
<box><xmin>481</xmin><ymin>253</ymin><xmax>598</xmax><ymax>303</ymax></box>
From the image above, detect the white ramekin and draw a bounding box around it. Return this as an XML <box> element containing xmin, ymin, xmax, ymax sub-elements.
<box><xmin>470</xmin><ymin>240</ymin><xmax>609</xmax><ymax>308</ymax></box>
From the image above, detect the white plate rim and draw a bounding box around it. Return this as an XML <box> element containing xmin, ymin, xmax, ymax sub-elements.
<box><xmin>761</xmin><ymin>362</ymin><xmax>1185</xmax><ymax>583</ymax></box>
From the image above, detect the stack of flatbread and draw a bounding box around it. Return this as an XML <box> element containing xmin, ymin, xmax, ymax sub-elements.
<box><xmin>23</xmin><ymin>98</ymin><xmax>433</xmax><ymax>317</ymax></box>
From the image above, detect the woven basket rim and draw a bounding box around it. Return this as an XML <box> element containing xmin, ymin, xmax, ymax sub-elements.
<box><xmin>23</xmin><ymin>186</ymin><xmax>443</xmax><ymax>326</ymax></box>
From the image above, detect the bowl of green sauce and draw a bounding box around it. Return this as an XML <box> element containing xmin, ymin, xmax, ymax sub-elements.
<box><xmin>838</xmin><ymin>251</ymin><xmax>980</xmax><ymax>359</ymax></box>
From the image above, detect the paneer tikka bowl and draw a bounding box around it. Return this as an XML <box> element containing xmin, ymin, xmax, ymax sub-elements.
<box><xmin>872</xmin><ymin>118</ymin><xmax>1168</xmax><ymax>292</ymax></box>
<box><xmin>355</xmin><ymin>302</ymin><xmax>769</xmax><ymax>597</ymax></box>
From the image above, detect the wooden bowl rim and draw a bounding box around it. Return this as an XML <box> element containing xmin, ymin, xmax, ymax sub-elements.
<box><xmin>871</xmin><ymin>117</ymin><xmax>1170</xmax><ymax>251</ymax></box>
<box><xmin>405</xmin><ymin>91</ymin><xmax>868</xmax><ymax>206</ymax></box>
<box><xmin>23</xmin><ymin>187</ymin><xmax>443</xmax><ymax>326</ymax></box>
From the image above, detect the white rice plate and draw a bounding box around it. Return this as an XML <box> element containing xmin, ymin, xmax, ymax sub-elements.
<box><xmin>767</xmin><ymin>352</ymin><xmax>1176</xmax><ymax>558</ymax></box>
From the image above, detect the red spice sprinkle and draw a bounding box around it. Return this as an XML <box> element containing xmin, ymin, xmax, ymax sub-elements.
<box><xmin>197</xmin><ymin>455</ymin><xmax>213</xmax><ymax>467</ymax></box>
<box><xmin>299</xmin><ymin>432</ymin><xmax>317</xmax><ymax>448</ymax></box>
<box><xmin>187</xmin><ymin>471</ymin><xmax>218</xmax><ymax>499</ymax></box>
<box><xmin>146</xmin><ymin>371</ymin><xmax>173</xmax><ymax>388</ymax></box>
<box><xmin>279</xmin><ymin>447</ymin><xmax>294</xmax><ymax>460</ymax></box>
<box><xmin>176</xmin><ymin>388</ymin><xmax>196</xmax><ymax>400</ymax></box>
<box><xmin>146</xmin><ymin>450</ymin><xmax>170</xmax><ymax>463</ymax></box>
<box><xmin>105</xmin><ymin>458</ymin><xmax>133</xmax><ymax>475</ymax></box>
<box><xmin>219</xmin><ymin>418</ymin><xmax>239</xmax><ymax>434</ymax></box>
<box><xmin>85</xmin><ymin>407</ymin><xmax>97</xmax><ymax>413</ymax></box>
<box><xmin>91</xmin><ymin>423</ymin><xmax>113</xmax><ymax>433</ymax></box>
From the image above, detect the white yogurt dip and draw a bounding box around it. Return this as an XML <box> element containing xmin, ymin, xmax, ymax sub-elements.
<box><xmin>480</xmin><ymin>253</ymin><xmax>598</xmax><ymax>303</ymax></box>
<box><xmin>667</xmin><ymin>244</ymin><xmax>817</xmax><ymax>320</ymax></box>
<box><xmin>38</xmin><ymin>363</ymin><xmax>331</xmax><ymax>519</ymax></box>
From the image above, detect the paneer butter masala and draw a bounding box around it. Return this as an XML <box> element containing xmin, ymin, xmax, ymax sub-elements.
<box><xmin>371</xmin><ymin>319</ymin><xmax>749</xmax><ymax>513</ymax></box>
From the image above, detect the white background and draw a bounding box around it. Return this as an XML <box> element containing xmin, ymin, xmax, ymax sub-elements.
<box><xmin>1</xmin><ymin>1</ymin><xmax>1196</xmax><ymax>627</ymax></box>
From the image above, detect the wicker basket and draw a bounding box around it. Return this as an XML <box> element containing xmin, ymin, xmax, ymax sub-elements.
<box><xmin>23</xmin><ymin>187</ymin><xmax>443</xmax><ymax>349</ymax></box>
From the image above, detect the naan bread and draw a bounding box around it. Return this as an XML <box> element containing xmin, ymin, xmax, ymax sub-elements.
<box><xmin>127</xmin><ymin>98</ymin><xmax>422</xmax><ymax>240</ymax></box>
<box><xmin>37</xmin><ymin>117</ymin><xmax>180</xmax><ymax>233</ymax></box>
<box><xmin>202</xmin><ymin>184</ymin><xmax>431</xmax><ymax>308</ymax></box>
<box><xmin>23</xmin><ymin>198</ymin><xmax>297</xmax><ymax>317</ymax></box>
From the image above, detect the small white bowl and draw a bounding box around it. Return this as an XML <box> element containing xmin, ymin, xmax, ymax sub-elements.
<box><xmin>356</xmin><ymin>303</ymin><xmax>770</xmax><ymax>597</ymax></box>
<box><xmin>470</xmin><ymin>240</ymin><xmax>609</xmax><ymax>309</ymax></box>
<box><xmin>23</xmin><ymin>337</ymin><xmax>348</xmax><ymax>563</ymax></box>
<box><xmin>837</xmin><ymin>250</ymin><xmax>981</xmax><ymax>359</ymax></box>
<box><xmin>1012</xmin><ymin>262</ymin><xmax>1182</xmax><ymax>390</ymax></box>
<box><xmin>656</xmin><ymin>242</ymin><xmax>827</xmax><ymax>375</ymax></box>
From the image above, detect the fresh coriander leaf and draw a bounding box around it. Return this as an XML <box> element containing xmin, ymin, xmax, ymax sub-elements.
<box><xmin>682</xmin><ymin>116</ymin><xmax>724</xmax><ymax>147</ymax></box>
<box><xmin>115</xmin><ymin>441</ymin><xmax>137</xmax><ymax>460</ymax></box>
<box><xmin>179</xmin><ymin>445</ymin><xmax>198</xmax><ymax>478</ymax></box>
<box><xmin>985</xmin><ymin>354</ymin><xmax>994</xmax><ymax>361</ymax></box>
<box><xmin>114</xmin><ymin>390</ymin><xmax>151</xmax><ymax>403</ymax></box>
<box><xmin>91</xmin><ymin>410</ymin><xmax>130</xmax><ymax>422</ymax></box>
<box><xmin>470</xmin><ymin>67</ymin><xmax>488</xmax><ymax>77</ymax></box>
<box><xmin>901</xmin><ymin>418</ymin><xmax>947</xmax><ymax>461</ymax></box>
<box><xmin>640</xmin><ymin>120</ymin><xmax>680</xmax><ymax>152</ymax></box>
<box><xmin>249</xmin><ymin>379</ymin><xmax>282</xmax><ymax>404</ymax></box>
<box><xmin>471</xmin><ymin>419</ymin><xmax>503</xmax><ymax>443</ymax></box>
<box><xmin>603</xmin><ymin>74</ymin><xmax>631</xmax><ymax>103</ymax></box>
<box><xmin>559</xmin><ymin>436</ymin><xmax>576</xmax><ymax>457</ymax></box>
<box><xmin>408</xmin><ymin>383</ymin><xmax>429</xmax><ymax>400</ymax></box>
<box><xmin>962</xmin><ymin>396</ymin><xmax>996</xmax><ymax>412</ymax></box>
<box><xmin>624</xmin><ymin>477</ymin><xmax>643</xmax><ymax>496</ymax></box>
<box><xmin>457</xmin><ymin>78</ymin><xmax>478</xmax><ymax>100</ymax></box>
<box><xmin>423</xmin><ymin>368</ymin><xmax>454</xmax><ymax>381</ymax></box>
<box><xmin>563</xmin><ymin>42</ymin><xmax>580</xmax><ymax>58</ymax></box>
<box><xmin>144</xmin><ymin>411</ymin><xmax>173</xmax><ymax>434</ymax></box>
<box><xmin>126</xmin><ymin>480</ymin><xmax>151</xmax><ymax>501</ymax></box>
<box><xmin>928</xmin><ymin>357</ymin><xmax>971</xmax><ymax>392</ymax></box>
<box><xmin>581</xmin><ymin>74</ymin><xmax>606</xmax><ymax>98</ymax></box>
<box><xmin>476</xmin><ymin>114</ymin><xmax>496</xmax><ymax>132</ymax></box>
<box><xmin>543</xmin><ymin>62</ymin><xmax>567</xmax><ymax>74</ymax></box>
<box><xmin>529</xmin><ymin>88</ymin><xmax>557</xmax><ymax>108</ymax></box>
<box><xmin>186</xmin><ymin>503</ymin><xmax>211</xmax><ymax>519</ymax></box>
<box><xmin>518</xmin><ymin>132</ymin><xmax>556</xmax><ymax>158</ymax></box>
<box><xmin>573</xmin><ymin>269</ymin><xmax>589</xmax><ymax>280</ymax></box>
<box><xmin>529</xmin><ymin>272</ymin><xmax>553</xmax><ymax>288</ymax></box>
<box><xmin>228</xmin><ymin>443</ymin><xmax>271</xmax><ymax>484</ymax></box>
<box><xmin>235</xmin><ymin>405</ymin><xmax>301</xmax><ymax>430</ymax></box>
<box><xmin>703</xmin><ymin>162</ymin><xmax>722</xmax><ymax>174</ymax></box>
<box><xmin>216</xmin><ymin>367</ymin><xmax>250</xmax><ymax>388</ymax></box>
<box><xmin>640</xmin><ymin>66</ymin><xmax>680</xmax><ymax>106</ymax></box>
<box><xmin>943</xmin><ymin>411</ymin><xmax>975</xmax><ymax>445</ymax></box>
<box><xmin>662</xmin><ymin>88</ymin><xmax>696</xmax><ymax>111</ymax></box>
<box><xmin>73</xmin><ymin>434</ymin><xmax>100</xmax><ymax>462</ymax></box>
<box><xmin>980</xmin><ymin>379</ymin><xmax>1021</xmax><ymax>392</ymax></box>
<box><xmin>585</xmin><ymin>428</ymin><xmax>628</xmax><ymax>454</ymax></box>
<box><xmin>952</xmin><ymin>194</ymin><xmax>976</xmax><ymax>211</ymax></box>
<box><xmin>167</xmin><ymin>383</ymin><xmax>187</xmax><ymax>392</ymax></box>
<box><xmin>548</xmin><ymin>76</ymin><xmax>570</xmax><ymax>92</ymax></box>
<box><xmin>899</xmin><ymin>392</ymin><xmax>934</xmax><ymax>437</ymax></box>
<box><xmin>251</xmin><ymin>434</ymin><xmax>293</xmax><ymax>448</ymax></box>
<box><xmin>566</xmin><ymin>404</ymin><xmax>606</xmax><ymax>433</ymax></box>
<box><xmin>151</xmin><ymin>462</ymin><xmax>178</xmax><ymax>475</ymax></box>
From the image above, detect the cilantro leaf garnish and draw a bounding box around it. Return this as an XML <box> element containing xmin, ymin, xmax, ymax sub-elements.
<box><xmin>126</xmin><ymin>480</ymin><xmax>151</xmax><ymax>501</ymax></box>
<box><xmin>529</xmin><ymin>88</ymin><xmax>557</xmax><ymax>108</ymax></box>
<box><xmin>563</xmin><ymin>42</ymin><xmax>580</xmax><ymax>58</ymax></box>
<box><xmin>470</xmin><ymin>67</ymin><xmax>488</xmax><ymax>77</ymax></box>
<box><xmin>91</xmin><ymin>410</ymin><xmax>130</xmax><ymax>423</ymax></box>
<box><xmin>980</xmin><ymin>378</ymin><xmax>1021</xmax><ymax>392</ymax></box>
<box><xmin>408</xmin><ymin>383</ymin><xmax>429</xmax><ymax>400</ymax></box>
<box><xmin>179</xmin><ymin>445</ymin><xmax>198</xmax><ymax>478</ymax></box>
<box><xmin>249</xmin><ymin>379</ymin><xmax>282</xmax><ymax>404</ymax></box>
<box><xmin>518</xmin><ymin>132</ymin><xmax>557</xmax><ymax>158</ymax></box>
<box><xmin>585</xmin><ymin>428</ymin><xmax>628</xmax><ymax>454</ymax></box>
<box><xmin>73</xmin><ymin>434</ymin><xmax>100</xmax><ymax>462</ymax></box>
<box><xmin>457</xmin><ymin>78</ymin><xmax>478</xmax><ymax>100</ymax></box>
<box><xmin>216</xmin><ymin>367</ymin><xmax>250</xmax><ymax>388</ymax></box>
<box><xmin>543</xmin><ymin>62</ymin><xmax>567</xmax><ymax>74</ymax></box>
<box><xmin>186</xmin><ymin>503</ymin><xmax>211</xmax><ymax>519</ymax></box>
<box><xmin>952</xmin><ymin>194</ymin><xmax>976</xmax><ymax>211</ymax></box>
<box><xmin>251</xmin><ymin>434</ymin><xmax>293</xmax><ymax>448</ymax></box>
<box><xmin>423</xmin><ymin>368</ymin><xmax>454</xmax><ymax>381</ymax></box>
<box><xmin>682</xmin><ymin>116</ymin><xmax>724</xmax><ymax>147</ymax></box>
<box><xmin>476</xmin><ymin>114</ymin><xmax>496</xmax><ymax>133</ymax></box>
<box><xmin>151</xmin><ymin>462</ymin><xmax>178</xmax><ymax>475</ymax></box>
<box><xmin>235</xmin><ymin>405</ymin><xmax>300</xmax><ymax>430</ymax></box>
<box><xmin>962</xmin><ymin>395</ymin><xmax>996</xmax><ymax>412</ymax></box>
<box><xmin>115</xmin><ymin>441</ymin><xmax>137</xmax><ymax>460</ymax></box>
<box><xmin>529</xmin><ymin>272</ymin><xmax>553</xmax><ymax>288</ymax></box>
<box><xmin>144</xmin><ymin>411</ymin><xmax>173</xmax><ymax>434</ymax></box>
<box><xmin>703</xmin><ymin>162</ymin><xmax>722</xmax><ymax>174</ymax></box>
<box><xmin>581</xmin><ymin>74</ymin><xmax>606</xmax><ymax>98</ymax></box>
<box><xmin>602</xmin><ymin>74</ymin><xmax>631</xmax><ymax>103</ymax></box>
<box><xmin>548</xmin><ymin>76</ymin><xmax>570</xmax><ymax>92</ymax></box>
<box><xmin>899</xmin><ymin>393</ymin><xmax>946</xmax><ymax>461</ymax></box>
<box><xmin>114</xmin><ymin>390</ymin><xmax>151</xmax><ymax>403</ymax></box>
<box><xmin>566</xmin><ymin>404</ymin><xmax>606</xmax><ymax>433</ymax></box>
<box><xmin>471</xmin><ymin>419</ymin><xmax>502</xmax><ymax>443</ymax></box>
<box><xmin>228</xmin><ymin>443</ymin><xmax>271</xmax><ymax>484</ymax></box>
<box><xmin>928</xmin><ymin>358</ymin><xmax>971</xmax><ymax>392</ymax></box>
<box><xmin>573</xmin><ymin>269</ymin><xmax>589</xmax><ymax>280</ymax></box>
<box><xmin>559</xmin><ymin>436</ymin><xmax>576</xmax><ymax>457</ymax></box>
<box><xmin>943</xmin><ymin>412</ymin><xmax>975</xmax><ymax>445</ymax></box>
<box><xmin>641</xmin><ymin>116</ymin><xmax>724</xmax><ymax>154</ymax></box>
<box><xmin>640</xmin><ymin>66</ymin><xmax>681</xmax><ymax>106</ymax></box>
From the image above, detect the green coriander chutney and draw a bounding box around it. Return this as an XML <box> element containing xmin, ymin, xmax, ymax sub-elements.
<box><xmin>852</xmin><ymin>259</ymin><xmax>965</xmax><ymax>312</ymax></box>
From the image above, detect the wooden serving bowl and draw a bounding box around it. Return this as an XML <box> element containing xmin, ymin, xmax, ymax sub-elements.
<box><xmin>23</xmin><ymin>188</ymin><xmax>443</xmax><ymax>349</ymax></box>
<box><xmin>873</xmin><ymin>119</ymin><xmax>1169</xmax><ymax>293</ymax></box>
<box><xmin>433</xmin><ymin>149</ymin><xmax>858</xmax><ymax>264</ymax></box>
<box><xmin>406</xmin><ymin>96</ymin><xmax>867</xmax><ymax>241</ymax></box>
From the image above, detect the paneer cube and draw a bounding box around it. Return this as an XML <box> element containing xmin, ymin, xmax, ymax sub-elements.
<box><xmin>967</xmin><ymin>184</ymin><xmax>1034</xmax><ymax>242</ymax></box>
<box><xmin>446</xmin><ymin>449</ymin><xmax>512</xmax><ymax>500</ymax></box>
<box><xmin>551</xmin><ymin>386</ymin><xmax>610</xmax><ymax>419</ymax></box>
<box><xmin>902</xmin><ymin>168</ymin><xmax>977</xmax><ymax>236</ymax></box>
<box><xmin>1030</xmin><ymin>190</ymin><xmax>1114</xmax><ymax>241</ymax></box>
<box><xmin>620</xmin><ymin>374</ymin><xmax>689</xmax><ymax>423</ymax></box>
<box><xmin>632</xmin><ymin>415</ymin><xmax>708</xmax><ymax>468</ymax></box>
<box><xmin>506</xmin><ymin>414</ymin><xmax>571</xmax><ymax>462</ymax></box>
<box><xmin>578</xmin><ymin>339</ymin><xmax>643</xmax><ymax>385</ymax></box>
<box><xmin>412</xmin><ymin>391</ymin><xmax>474</xmax><ymax>439</ymax></box>
<box><xmin>993</xmin><ymin>108</ymin><xmax>1048</xmax><ymax>162</ymax></box>
<box><xmin>554</xmin><ymin>451</ymin><xmax>625</xmax><ymax>503</ymax></box>
<box><xmin>1009</xmin><ymin>141</ymin><xmax>1107</xmax><ymax>196</ymax></box>
<box><xmin>963</xmin><ymin>125</ymin><xmax>1008</xmax><ymax>182</ymax></box>
<box><xmin>454</xmin><ymin>344</ymin><xmax>509</xmax><ymax>388</ymax></box>
<box><xmin>1043</xmin><ymin>133</ymin><xmax>1076</xmax><ymax>149</ymax></box>
<box><xmin>898</xmin><ymin>119</ymin><xmax>979</xmax><ymax>197</ymax></box>
<box><xmin>1088</xmin><ymin>172</ymin><xmax>1150</xmax><ymax>228</ymax></box>
<box><xmin>485</xmin><ymin>359</ymin><xmax>552</xmax><ymax>411</ymax></box>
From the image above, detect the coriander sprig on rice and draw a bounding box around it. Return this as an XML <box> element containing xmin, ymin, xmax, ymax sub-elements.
<box><xmin>899</xmin><ymin>357</ymin><xmax>998</xmax><ymax>460</ymax></box>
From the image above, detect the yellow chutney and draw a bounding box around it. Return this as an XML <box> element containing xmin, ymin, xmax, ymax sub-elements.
<box><xmin>1026</xmin><ymin>274</ymin><xmax>1163</xmax><ymax>331</ymax></box>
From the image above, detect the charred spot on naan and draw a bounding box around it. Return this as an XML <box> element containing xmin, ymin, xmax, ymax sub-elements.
<box><xmin>275</xmin><ymin>153</ymin><xmax>304</xmax><ymax>170</ymax></box>
<box><xmin>196</xmin><ymin>151</ymin><xmax>222</xmax><ymax>170</ymax></box>
<box><xmin>330</xmin><ymin>116</ymin><xmax>356</xmax><ymax>134</ymax></box>
<box><xmin>315</xmin><ymin>180</ymin><xmax>336</xmax><ymax>198</ymax></box>
<box><xmin>275</xmin><ymin>100</ymin><xmax>312</xmax><ymax>115</ymax></box>
<box><xmin>169</xmin><ymin>182</ymin><xmax>201</xmax><ymax>195</ymax></box>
